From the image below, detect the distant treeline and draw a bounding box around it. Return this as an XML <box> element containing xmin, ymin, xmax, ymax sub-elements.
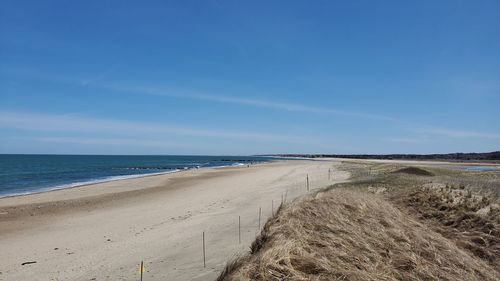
<box><xmin>269</xmin><ymin>151</ymin><xmax>500</xmax><ymax>161</ymax></box>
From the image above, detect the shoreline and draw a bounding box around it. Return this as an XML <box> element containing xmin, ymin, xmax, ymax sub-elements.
<box><xmin>0</xmin><ymin>161</ymin><xmax>271</xmax><ymax>210</ymax></box>
<box><xmin>0</xmin><ymin>161</ymin><xmax>266</xmax><ymax>200</ymax></box>
<box><xmin>0</xmin><ymin>170</ymin><xmax>181</xmax><ymax>199</ymax></box>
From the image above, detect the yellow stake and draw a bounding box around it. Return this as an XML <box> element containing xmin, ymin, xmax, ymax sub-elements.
<box><xmin>139</xmin><ymin>261</ymin><xmax>145</xmax><ymax>273</ymax></box>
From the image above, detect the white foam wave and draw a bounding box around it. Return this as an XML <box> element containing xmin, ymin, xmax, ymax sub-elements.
<box><xmin>0</xmin><ymin>170</ymin><xmax>180</xmax><ymax>198</ymax></box>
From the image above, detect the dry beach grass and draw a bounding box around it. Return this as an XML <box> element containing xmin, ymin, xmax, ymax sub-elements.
<box><xmin>394</xmin><ymin>182</ymin><xmax>500</xmax><ymax>272</ymax></box>
<box><xmin>218</xmin><ymin>162</ymin><xmax>500</xmax><ymax>281</ymax></box>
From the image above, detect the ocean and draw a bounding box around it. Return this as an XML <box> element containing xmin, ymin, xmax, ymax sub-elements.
<box><xmin>0</xmin><ymin>154</ymin><xmax>272</xmax><ymax>198</ymax></box>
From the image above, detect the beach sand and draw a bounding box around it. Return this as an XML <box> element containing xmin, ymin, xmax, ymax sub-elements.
<box><xmin>0</xmin><ymin>159</ymin><xmax>348</xmax><ymax>281</ymax></box>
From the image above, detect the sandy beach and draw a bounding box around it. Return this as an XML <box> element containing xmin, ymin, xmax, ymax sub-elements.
<box><xmin>0</xmin><ymin>159</ymin><xmax>348</xmax><ymax>281</ymax></box>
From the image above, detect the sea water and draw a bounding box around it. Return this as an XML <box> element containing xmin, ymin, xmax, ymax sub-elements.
<box><xmin>0</xmin><ymin>154</ymin><xmax>271</xmax><ymax>198</ymax></box>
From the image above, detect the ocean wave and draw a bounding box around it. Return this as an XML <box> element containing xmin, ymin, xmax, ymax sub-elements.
<box><xmin>0</xmin><ymin>170</ymin><xmax>180</xmax><ymax>198</ymax></box>
<box><xmin>0</xmin><ymin>159</ymin><xmax>266</xmax><ymax>199</ymax></box>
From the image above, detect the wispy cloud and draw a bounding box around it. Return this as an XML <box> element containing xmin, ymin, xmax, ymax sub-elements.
<box><xmin>0</xmin><ymin>68</ymin><xmax>404</xmax><ymax>122</ymax></box>
<box><xmin>0</xmin><ymin>111</ymin><xmax>329</xmax><ymax>145</ymax></box>
<box><xmin>447</xmin><ymin>78</ymin><xmax>500</xmax><ymax>98</ymax></box>
<box><xmin>5</xmin><ymin>70</ymin><xmax>499</xmax><ymax>146</ymax></box>
<box><xmin>382</xmin><ymin>127</ymin><xmax>500</xmax><ymax>146</ymax></box>
<box><xmin>382</xmin><ymin>137</ymin><xmax>431</xmax><ymax>144</ymax></box>
<box><xmin>417</xmin><ymin>127</ymin><xmax>500</xmax><ymax>139</ymax></box>
<box><xmin>79</xmin><ymin>81</ymin><xmax>500</xmax><ymax>142</ymax></box>
<box><xmin>79</xmin><ymin>68</ymin><xmax>116</xmax><ymax>87</ymax></box>
<box><xmin>31</xmin><ymin>136</ymin><xmax>193</xmax><ymax>148</ymax></box>
<box><xmin>100</xmin><ymin>83</ymin><xmax>399</xmax><ymax>122</ymax></box>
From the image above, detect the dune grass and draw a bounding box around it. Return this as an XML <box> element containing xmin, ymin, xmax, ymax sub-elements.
<box><xmin>217</xmin><ymin>162</ymin><xmax>500</xmax><ymax>281</ymax></box>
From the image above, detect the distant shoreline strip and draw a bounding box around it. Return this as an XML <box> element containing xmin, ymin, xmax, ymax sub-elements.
<box><xmin>0</xmin><ymin>162</ymin><xmax>254</xmax><ymax>199</ymax></box>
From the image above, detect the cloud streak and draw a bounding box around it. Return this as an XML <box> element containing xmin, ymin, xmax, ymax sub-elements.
<box><xmin>103</xmin><ymin>84</ymin><xmax>399</xmax><ymax>122</ymax></box>
<box><xmin>125</xmin><ymin>86</ymin><xmax>500</xmax><ymax>141</ymax></box>
<box><xmin>0</xmin><ymin>111</ymin><xmax>329</xmax><ymax>145</ymax></box>
<box><xmin>31</xmin><ymin>136</ymin><xmax>194</xmax><ymax>149</ymax></box>
<box><xmin>382</xmin><ymin>137</ymin><xmax>431</xmax><ymax>144</ymax></box>
<box><xmin>417</xmin><ymin>127</ymin><xmax>500</xmax><ymax>139</ymax></box>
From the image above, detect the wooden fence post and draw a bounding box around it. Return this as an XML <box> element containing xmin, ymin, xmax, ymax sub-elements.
<box><xmin>203</xmin><ymin>232</ymin><xmax>206</xmax><ymax>268</ymax></box>
<box><xmin>258</xmin><ymin>207</ymin><xmax>262</xmax><ymax>230</ymax></box>
<box><xmin>140</xmin><ymin>261</ymin><xmax>144</xmax><ymax>281</ymax></box>
<box><xmin>272</xmin><ymin>200</ymin><xmax>274</xmax><ymax>216</ymax></box>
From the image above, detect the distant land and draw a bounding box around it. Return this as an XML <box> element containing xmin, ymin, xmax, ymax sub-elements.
<box><xmin>267</xmin><ymin>151</ymin><xmax>500</xmax><ymax>162</ymax></box>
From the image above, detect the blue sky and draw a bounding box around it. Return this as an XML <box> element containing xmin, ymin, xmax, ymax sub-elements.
<box><xmin>1</xmin><ymin>0</ymin><xmax>499</xmax><ymax>155</ymax></box>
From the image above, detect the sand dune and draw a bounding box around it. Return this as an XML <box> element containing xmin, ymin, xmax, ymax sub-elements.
<box><xmin>219</xmin><ymin>188</ymin><xmax>499</xmax><ymax>280</ymax></box>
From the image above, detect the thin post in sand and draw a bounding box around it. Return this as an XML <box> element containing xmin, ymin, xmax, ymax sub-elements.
<box><xmin>258</xmin><ymin>207</ymin><xmax>262</xmax><ymax>230</ymax></box>
<box><xmin>140</xmin><ymin>261</ymin><xmax>144</xmax><ymax>281</ymax></box>
<box><xmin>202</xmin><ymin>231</ymin><xmax>206</xmax><ymax>268</ymax></box>
<box><xmin>307</xmin><ymin>174</ymin><xmax>309</xmax><ymax>191</ymax></box>
<box><xmin>328</xmin><ymin>168</ymin><xmax>331</xmax><ymax>180</ymax></box>
<box><xmin>238</xmin><ymin>216</ymin><xmax>241</xmax><ymax>244</ymax></box>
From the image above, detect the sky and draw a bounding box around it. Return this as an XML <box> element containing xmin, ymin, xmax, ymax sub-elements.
<box><xmin>1</xmin><ymin>0</ymin><xmax>499</xmax><ymax>155</ymax></box>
